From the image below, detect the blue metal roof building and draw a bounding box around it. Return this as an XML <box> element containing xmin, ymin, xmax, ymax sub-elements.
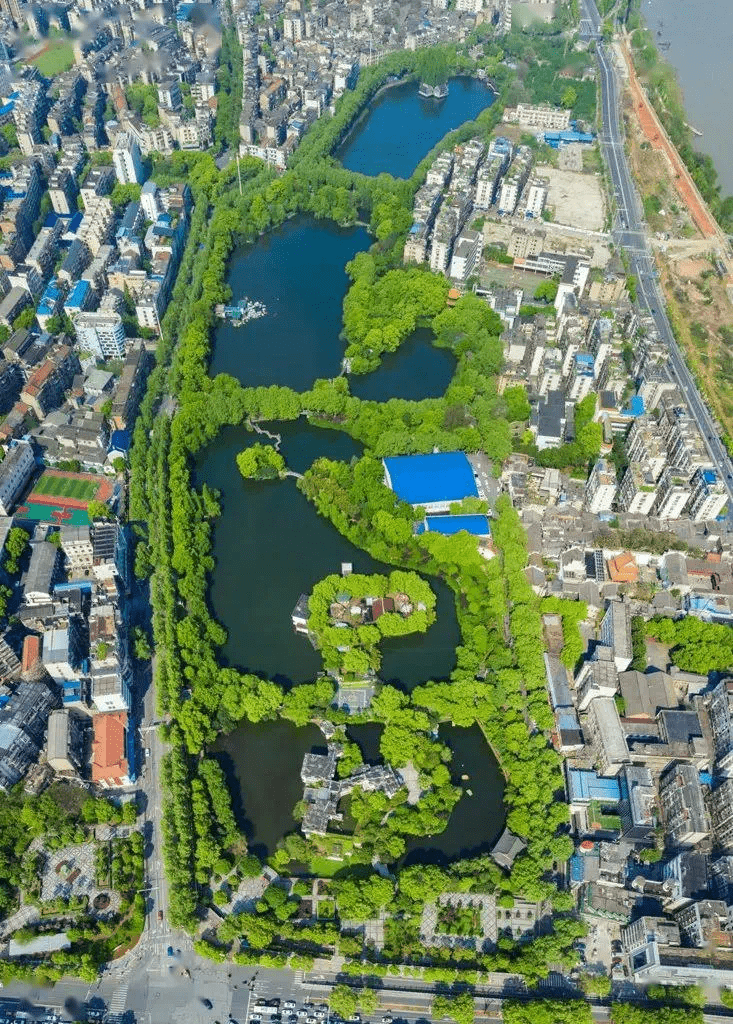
<box><xmin>64</xmin><ymin>279</ymin><xmax>93</xmax><ymax>316</ymax></box>
<box><xmin>420</xmin><ymin>514</ymin><xmax>490</xmax><ymax>537</ymax></box>
<box><xmin>567</xmin><ymin>768</ymin><xmax>621</xmax><ymax>805</ymax></box>
<box><xmin>544</xmin><ymin>130</ymin><xmax>595</xmax><ymax>148</ymax></box>
<box><xmin>37</xmin><ymin>282</ymin><xmax>62</xmax><ymax>322</ymax></box>
<box><xmin>621</xmin><ymin>394</ymin><xmax>645</xmax><ymax>418</ymax></box>
<box><xmin>383</xmin><ymin>452</ymin><xmax>478</xmax><ymax>510</ymax></box>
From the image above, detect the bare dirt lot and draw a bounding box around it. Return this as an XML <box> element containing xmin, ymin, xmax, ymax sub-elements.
<box><xmin>536</xmin><ymin>165</ymin><xmax>605</xmax><ymax>232</ymax></box>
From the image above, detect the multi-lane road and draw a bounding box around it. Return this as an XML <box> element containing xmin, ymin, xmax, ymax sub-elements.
<box><xmin>580</xmin><ymin>0</ymin><xmax>733</xmax><ymax>506</ymax></box>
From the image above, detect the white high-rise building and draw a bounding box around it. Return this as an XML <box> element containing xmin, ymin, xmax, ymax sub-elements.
<box><xmin>73</xmin><ymin>312</ymin><xmax>127</xmax><ymax>360</ymax></box>
<box><xmin>585</xmin><ymin>458</ymin><xmax>617</xmax><ymax>514</ymax></box>
<box><xmin>688</xmin><ymin>467</ymin><xmax>728</xmax><ymax>521</ymax></box>
<box><xmin>140</xmin><ymin>181</ymin><xmax>162</xmax><ymax>222</ymax></box>
<box><xmin>113</xmin><ymin>132</ymin><xmax>144</xmax><ymax>185</ymax></box>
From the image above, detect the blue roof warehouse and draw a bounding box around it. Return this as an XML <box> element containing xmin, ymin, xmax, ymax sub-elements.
<box><xmin>418</xmin><ymin>514</ymin><xmax>491</xmax><ymax>537</ymax></box>
<box><xmin>383</xmin><ymin>452</ymin><xmax>479</xmax><ymax>514</ymax></box>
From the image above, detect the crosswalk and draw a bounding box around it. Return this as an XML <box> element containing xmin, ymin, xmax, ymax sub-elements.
<box><xmin>538</xmin><ymin>971</ymin><xmax>570</xmax><ymax>991</ymax></box>
<box><xmin>104</xmin><ymin>982</ymin><xmax>129</xmax><ymax>1022</ymax></box>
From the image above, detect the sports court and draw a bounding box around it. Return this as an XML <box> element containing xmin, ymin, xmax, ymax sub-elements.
<box><xmin>16</xmin><ymin>470</ymin><xmax>114</xmax><ymax>526</ymax></box>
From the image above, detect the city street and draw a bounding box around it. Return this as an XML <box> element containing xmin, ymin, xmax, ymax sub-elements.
<box><xmin>581</xmin><ymin>0</ymin><xmax>733</xmax><ymax>509</ymax></box>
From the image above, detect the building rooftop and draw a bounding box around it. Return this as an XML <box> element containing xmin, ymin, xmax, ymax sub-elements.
<box><xmin>619</xmin><ymin>670</ymin><xmax>676</xmax><ymax>719</ymax></box>
<box><xmin>91</xmin><ymin>711</ymin><xmax>128</xmax><ymax>784</ymax></box>
<box><xmin>8</xmin><ymin>932</ymin><xmax>70</xmax><ymax>957</ymax></box>
<box><xmin>544</xmin><ymin>653</ymin><xmax>573</xmax><ymax>710</ymax></box>
<box><xmin>23</xmin><ymin>542</ymin><xmax>59</xmax><ymax>598</ymax></box>
<box><xmin>660</xmin><ymin>709</ymin><xmax>703</xmax><ymax>745</ymax></box>
<box><xmin>421</xmin><ymin>514</ymin><xmax>490</xmax><ymax>536</ymax></box>
<box><xmin>383</xmin><ymin>452</ymin><xmax>478</xmax><ymax>506</ymax></box>
<box><xmin>567</xmin><ymin>768</ymin><xmax>621</xmax><ymax>804</ymax></box>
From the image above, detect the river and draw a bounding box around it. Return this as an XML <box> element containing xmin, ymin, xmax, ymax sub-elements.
<box><xmin>338</xmin><ymin>76</ymin><xmax>495</xmax><ymax>179</ymax></box>
<box><xmin>204</xmin><ymin>79</ymin><xmax>506</xmax><ymax>866</ymax></box>
<box><xmin>644</xmin><ymin>0</ymin><xmax>733</xmax><ymax>196</ymax></box>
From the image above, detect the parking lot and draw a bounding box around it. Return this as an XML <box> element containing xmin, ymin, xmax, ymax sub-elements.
<box><xmin>249</xmin><ymin>997</ymin><xmax>396</xmax><ymax>1024</ymax></box>
<box><xmin>0</xmin><ymin>1007</ymin><xmax>74</xmax><ymax>1024</ymax></box>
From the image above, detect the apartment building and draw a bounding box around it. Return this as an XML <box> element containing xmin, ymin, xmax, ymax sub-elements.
<box><xmin>659</xmin><ymin>762</ymin><xmax>711</xmax><ymax>848</ymax></box>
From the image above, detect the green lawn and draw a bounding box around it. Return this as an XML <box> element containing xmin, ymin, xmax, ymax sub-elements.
<box><xmin>28</xmin><ymin>40</ymin><xmax>75</xmax><ymax>77</ymax></box>
<box><xmin>33</xmin><ymin>474</ymin><xmax>97</xmax><ymax>502</ymax></box>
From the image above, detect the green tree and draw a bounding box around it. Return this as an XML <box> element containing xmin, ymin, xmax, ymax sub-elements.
<box><xmin>87</xmin><ymin>500</ymin><xmax>113</xmax><ymax>521</ymax></box>
<box><xmin>236</xmin><ymin>443</ymin><xmax>286</xmax><ymax>480</ymax></box>
<box><xmin>504</xmin><ymin>385</ymin><xmax>532</xmax><ymax>422</ymax></box>
<box><xmin>110</xmin><ymin>183</ymin><xmax>142</xmax><ymax>209</ymax></box>
<box><xmin>330</xmin><ymin>986</ymin><xmax>359</xmax><ymax>1019</ymax></box>
<box><xmin>579</xmin><ymin>974</ymin><xmax>611</xmax><ymax>997</ymax></box>
<box><xmin>12</xmin><ymin>307</ymin><xmax>36</xmax><ymax>332</ymax></box>
<box><xmin>561</xmin><ymin>86</ymin><xmax>578</xmax><ymax>109</ymax></box>
<box><xmin>534</xmin><ymin>279</ymin><xmax>559</xmax><ymax>303</ymax></box>
<box><xmin>3</xmin><ymin>527</ymin><xmax>29</xmax><ymax>575</ymax></box>
<box><xmin>432</xmin><ymin>993</ymin><xmax>475</xmax><ymax>1024</ymax></box>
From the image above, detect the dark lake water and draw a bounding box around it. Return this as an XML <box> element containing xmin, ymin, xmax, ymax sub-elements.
<box><xmin>204</xmin><ymin>59</ymin><xmax>507</xmax><ymax>867</ymax></box>
<box><xmin>349</xmin><ymin>327</ymin><xmax>455</xmax><ymax>403</ymax></box>
<box><xmin>338</xmin><ymin>76</ymin><xmax>495</xmax><ymax>179</ymax></box>
<box><xmin>212</xmin><ymin>720</ymin><xmax>505</xmax><ymax>861</ymax></box>
<box><xmin>210</xmin><ymin>218</ymin><xmax>370</xmax><ymax>390</ymax></box>
<box><xmin>403</xmin><ymin>725</ymin><xmax>506</xmax><ymax>865</ymax></box>
<box><xmin>195</xmin><ymin>419</ymin><xmax>460</xmax><ymax>687</ymax></box>
<box><xmin>212</xmin><ymin>719</ymin><xmax>325</xmax><ymax>858</ymax></box>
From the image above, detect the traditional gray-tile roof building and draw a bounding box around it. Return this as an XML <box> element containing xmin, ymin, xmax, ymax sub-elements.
<box><xmin>619</xmin><ymin>670</ymin><xmax>676</xmax><ymax>720</ymax></box>
<box><xmin>491</xmin><ymin>827</ymin><xmax>527</xmax><ymax>869</ymax></box>
<box><xmin>301</xmin><ymin>744</ymin><xmax>341</xmax><ymax>785</ymax></box>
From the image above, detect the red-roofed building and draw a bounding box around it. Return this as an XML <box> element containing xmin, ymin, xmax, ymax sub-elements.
<box><xmin>607</xmin><ymin>551</ymin><xmax>639</xmax><ymax>584</ymax></box>
<box><xmin>371</xmin><ymin>597</ymin><xmax>395</xmax><ymax>620</ymax></box>
<box><xmin>22</xmin><ymin>634</ymin><xmax>40</xmax><ymax>674</ymax></box>
<box><xmin>91</xmin><ymin>712</ymin><xmax>130</xmax><ymax>788</ymax></box>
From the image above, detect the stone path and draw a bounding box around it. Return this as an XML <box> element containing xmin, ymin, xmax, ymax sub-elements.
<box><xmin>400</xmin><ymin>761</ymin><xmax>422</xmax><ymax>805</ymax></box>
<box><xmin>0</xmin><ymin>902</ymin><xmax>40</xmax><ymax>940</ymax></box>
<box><xmin>41</xmin><ymin>842</ymin><xmax>97</xmax><ymax>902</ymax></box>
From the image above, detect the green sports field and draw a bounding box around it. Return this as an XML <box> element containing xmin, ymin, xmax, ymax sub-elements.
<box><xmin>28</xmin><ymin>40</ymin><xmax>75</xmax><ymax>78</ymax></box>
<box><xmin>32</xmin><ymin>474</ymin><xmax>98</xmax><ymax>502</ymax></box>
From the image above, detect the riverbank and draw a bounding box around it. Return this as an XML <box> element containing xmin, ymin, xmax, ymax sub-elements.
<box><xmin>620</xmin><ymin>22</ymin><xmax>733</xmax><ymax>446</ymax></box>
<box><xmin>641</xmin><ymin>0</ymin><xmax>733</xmax><ymax>197</ymax></box>
<box><xmin>625</xmin><ymin>12</ymin><xmax>733</xmax><ymax>235</ymax></box>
